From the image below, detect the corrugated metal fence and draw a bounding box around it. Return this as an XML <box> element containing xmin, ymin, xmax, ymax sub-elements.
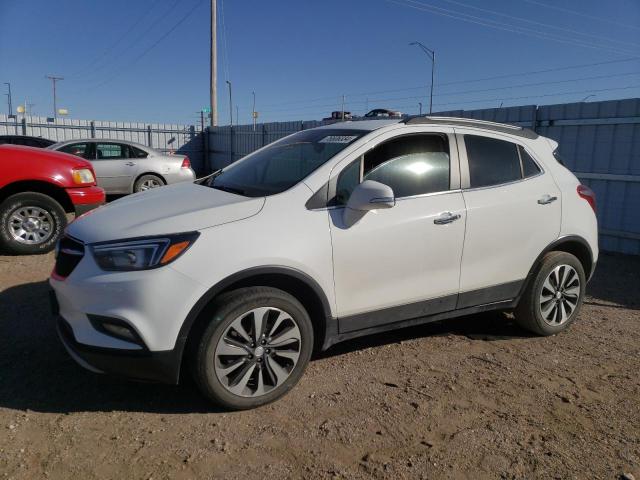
<box><xmin>0</xmin><ymin>115</ymin><xmax>206</xmax><ymax>173</ymax></box>
<box><xmin>207</xmin><ymin>98</ymin><xmax>640</xmax><ymax>255</ymax></box>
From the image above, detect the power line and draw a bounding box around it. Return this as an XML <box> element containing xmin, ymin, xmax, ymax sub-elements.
<box><xmin>258</xmin><ymin>57</ymin><xmax>640</xmax><ymax>109</ymax></box>
<box><xmin>85</xmin><ymin>0</ymin><xmax>204</xmax><ymax>89</ymax></box>
<box><xmin>407</xmin><ymin>84</ymin><xmax>640</xmax><ymax>110</ymax></box>
<box><xmin>68</xmin><ymin>0</ymin><xmax>162</xmax><ymax>78</ymax></box>
<box><xmin>521</xmin><ymin>0</ymin><xmax>640</xmax><ymax>32</ymax></box>
<box><xmin>71</xmin><ymin>0</ymin><xmax>184</xmax><ymax>82</ymax></box>
<box><xmin>386</xmin><ymin>0</ymin><xmax>638</xmax><ymax>56</ymax></box>
<box><xmin>255</xmin><ymin>70</ymin><xmax>640</xmax><ymax>115</ymax></box>
<box><xmin>436</xmin><ymin>0</ymin><xmax>640</xmax><ymax>49</ymax></box>
<box><xmin>252</xmin><ymin>83</ymin><xmax>640</xmax><ymax>121</ymax></box>
<box><xmin>396</xmin><ymin>0</ymin><xmax>639</xmax><ymax>55</ymax></box>
<box><xmin>255</xmin><ymin>83</ymin><xmax>640</xmax><ymax>122</ymax></box>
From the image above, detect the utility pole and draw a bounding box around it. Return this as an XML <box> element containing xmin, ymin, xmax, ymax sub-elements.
<box><xmin>226</xmin><ymin>80</ymin><xmax>232</xmax><ymax>127</ymax></box>
<box><xmin>341</xmin><ymin>95</ymin><xmax>345</xmax><ymax>121</ymax></box>
<box><xmin>236</xmin><ymin>105</ymin><xmax>239</xmax><ymax>126</ymax></box>
<box><xmin>199</xmin><ymin>110</ymin><xmax>205</xmax><ymax>131</ymax></box>
<box><xmin>409</xmin><ymin>42</ymin><xmax>435</xmax><ymax>114</ymax></box>
<box><xmin>252</xmin><ymin>91</ymin><xmax>256</xmax><ymax>131</ymax></box>
<box><xmin>3</xmin><ymin>83</ymin><xmax>12</xmax><ymax>115</ymax></box>
<box><xmin>418</xmin><ymin>102</ymin><xmax>423</xmax><ymax>115</ymax></box>
<box><xmin>45</xmin><ymin>75</ymin><xmax>64</xmax><ymax>118</ymax></box>
<box><xmin>210</xmin><ymin>0</ymin><xmax>217</xmax><ymax>126</ymax></box>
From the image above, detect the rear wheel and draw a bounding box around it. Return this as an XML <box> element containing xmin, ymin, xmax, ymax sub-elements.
<box><xmin>134</xmin><ymin>174</ymin><xmax>164</xmax><ymax>193</ymax></box>
<box><xmin>0</xmin><ymin>192</ymin><xmax>67</xmax><ymax>255</ymax></box>
<box><xmin>191</xmin><ymin>287</ymin><xmax>313</xmax><ymax>410</ymax></box>
<box><xmin>515</xmin><ymin>251</ymin><xmax>586</xmax><ymax>335</ymax></box>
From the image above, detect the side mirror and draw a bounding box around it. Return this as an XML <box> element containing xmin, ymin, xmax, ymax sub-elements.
<box><xmin>346</xmin><ymin>180</ymin><xmax>395</xmax><ymax>211</ymax></box>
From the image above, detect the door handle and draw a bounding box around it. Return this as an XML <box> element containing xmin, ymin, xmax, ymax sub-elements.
<box><xmin>434</xmin><ymin>212</ymin><xmax>461</xmax><ymax>225</ymax></box>
<box><xmin>125</xmin><ymin>161</ymin><xmax>136</xmax><ymax>167</ymax></box>
<box><xmin>538</xmin><ymin>195</ymin><xmax>558</xmax><ymax>205</ymax></box>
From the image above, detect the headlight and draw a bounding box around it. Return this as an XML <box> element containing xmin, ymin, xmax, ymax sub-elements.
<box><xmin>72</xmin><ymin>168</ymin><xmax>95</xmax><ymax>185</ymax></box>
<box><xmin>92</xmin><ymin>232</ymin><xmax>199</xmax><ymax>271</ymax></box>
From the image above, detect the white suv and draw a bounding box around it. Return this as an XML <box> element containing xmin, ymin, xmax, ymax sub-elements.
<box><xmin>50</xmin><ymin>117</ymin><xmax>598</xmax><ymax>410</ymax></box>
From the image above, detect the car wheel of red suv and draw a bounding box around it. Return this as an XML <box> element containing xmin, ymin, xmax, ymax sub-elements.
<box><xmin>0</xmin><ymin>192</ymin><xmax>67</xmax><ymax>255</ymax></box>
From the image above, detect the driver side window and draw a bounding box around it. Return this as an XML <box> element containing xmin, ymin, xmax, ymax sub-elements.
<box><xmin>334</xmin><ymin>134</ymin><xmax>451</xmax><ymax>205</ymax></box>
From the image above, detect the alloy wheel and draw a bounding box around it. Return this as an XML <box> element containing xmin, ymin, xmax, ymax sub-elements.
<box><xmin>8</xmin><ymin>206</ymin><xmax>54</xmax><ymax>245</ymax></box>
<box><xmin>139</xmin><ymin>179</ymin><xmax>161</xmax><ymax>191</ymax></box>
<box><xmin>539</xmin><ymin>264</ymin><xmax>581</xmax><ymax>326</ymax></box>
<box><xmin>214</xmin><ymin>307</ymin><xmax>302</xmax><ymax>397</ymax></box>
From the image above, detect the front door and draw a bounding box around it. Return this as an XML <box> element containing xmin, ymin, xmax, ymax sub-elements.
<box><xmin>328</xmin><ymin>130</ymin><xmax>467</xmax><ymax>332</ymax></box>
<box><xmin>93</xmin><ymin>142</ymin><xmax>137</xmax><ymax>194</ymax></box>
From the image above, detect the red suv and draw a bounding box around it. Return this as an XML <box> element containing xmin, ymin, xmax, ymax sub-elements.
<box><xmin>0</xmin><ymin>145</ymin><xmax>105</xmax><ymax>255</ymax></box>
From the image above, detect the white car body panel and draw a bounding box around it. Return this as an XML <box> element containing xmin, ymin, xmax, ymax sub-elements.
<box><xmin>67</xmin><ymin>182</ymin><xmax>264</xmax><ymax>243</ymax></box>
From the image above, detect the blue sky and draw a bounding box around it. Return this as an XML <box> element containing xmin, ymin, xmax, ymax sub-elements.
<box><xmin>1</xmin><ymin>0</ymin><xmax>639</xmax><ymax>126</ymax></box>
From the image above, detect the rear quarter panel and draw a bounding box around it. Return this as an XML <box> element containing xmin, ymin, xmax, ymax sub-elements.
<box><xmin>537</xmin><ymin>140</ymin><xmax>599</xmax><ymax>264</ymax></box>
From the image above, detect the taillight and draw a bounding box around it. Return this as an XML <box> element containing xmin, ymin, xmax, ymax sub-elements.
<box><xmin>181</xmin><ymin>157</ymin><xmax>191</xmax><ymax>169</ymax></box>
<box><xmin>577</xmin><ymin>185</ymin><xmax>596</xmax><ymax>213</ymax></box>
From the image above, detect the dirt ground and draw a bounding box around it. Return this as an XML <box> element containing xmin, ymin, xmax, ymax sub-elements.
<box><xmin>0</xmin><ymin>250</ymin><xmax>638</xmax><ymax>480</ymax></box>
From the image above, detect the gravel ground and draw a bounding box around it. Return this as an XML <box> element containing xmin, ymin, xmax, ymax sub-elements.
<box><xmin>0</xmin><ymin>251</ymin><xmax>638</xmax><ymax>480</ymax></box>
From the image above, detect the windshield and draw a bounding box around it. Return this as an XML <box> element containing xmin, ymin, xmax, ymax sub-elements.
<box><xmin>209</xmin><ymin>128</ymin><xmax>367</xmax><ymax>197</ymax></box>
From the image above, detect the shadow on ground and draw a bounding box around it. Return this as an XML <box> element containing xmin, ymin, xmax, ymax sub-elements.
<box><xmin>0</xmin><ymin>253</ymin><xmax>637</xmax><ymax>414</ymax></box>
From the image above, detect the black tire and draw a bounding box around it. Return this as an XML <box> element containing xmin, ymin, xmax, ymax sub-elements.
<box><xmin>0</xmin><ymin>192</ymin><xmax>67</xmax><ymax>255</ymax></box>
<box><xmin>191</xmin><ymin>287</ymin><xmax>314</xmax><ymax>410</ymax></box>
<box><xmin>133</xmin><ymin>174</ymin><xmax>164</xmax><ymax>193</ymax></box>
<box><xmin>515</xmin><ymin>251</ymin><xmax>586</xmax><ymax>336</ymax></box>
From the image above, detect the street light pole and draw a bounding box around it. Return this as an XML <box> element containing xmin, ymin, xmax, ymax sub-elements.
<box><xmin>252</xmin><ymin>91</ymin><xmax>256</xmax><ymax>131</ymax></box>
<box><xmin>409</xmin><ymin>42</ymin><xmax>435</xmax><ymax>114</ymax></box>
<box><xmin>3</xmin><ymin>83</ymin><xmax>12</xmax><ymax>115</ymax></box>
<box><xmin>226</xmin><ymin>80</ymin><xmax>232</xmax><ymax>127</ymax></box>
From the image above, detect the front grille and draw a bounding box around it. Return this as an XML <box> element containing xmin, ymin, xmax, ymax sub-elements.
<box><xmin>54</xmin><ymin>236</ymin><xmax>85</xmax><ymax>278</ymax></box>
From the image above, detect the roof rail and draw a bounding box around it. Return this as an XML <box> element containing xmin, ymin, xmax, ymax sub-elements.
<box><xmin>403</xmin><ymin>115</ymin><xmax>538</xmax><ymax>139</ymax></box>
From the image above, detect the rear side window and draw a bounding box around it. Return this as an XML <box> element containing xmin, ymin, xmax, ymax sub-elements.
<box><xmin>465</xmin><ymin>135</ymin><xmax>522</xmax><ymax>188</ymax></box>
<box><xmin>519</xmin><ymin>146</ymin><xmax>541</xmax><ymax>178</ymax></box>
<box><xmin>96</xmin><ymin>143</ymin><xmax>126</xmax><ymax>159</ymax></box>
<box><xmin>129</xmin><ymin>146</ymin><xmax>148</xmax><ymax>158</ymax></box>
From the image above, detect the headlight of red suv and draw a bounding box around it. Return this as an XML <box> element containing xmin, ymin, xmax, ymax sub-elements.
<box><xmin>72</xmin><ymin>168</ymin><xmax>95</xmax><ymax>185</ymax></box>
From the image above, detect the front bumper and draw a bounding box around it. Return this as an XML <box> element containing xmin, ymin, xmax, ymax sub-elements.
<box><xmin>66</xmin><ymin>186</ymin><xmax>106</xmax><ymax>216</ymax></box>
<box><xmin>56</xmin><ymin>316</ymin><xmax>181</xmax><ymax>383</ymax></box>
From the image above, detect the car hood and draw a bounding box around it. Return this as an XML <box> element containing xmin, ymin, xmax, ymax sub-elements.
<box><xmin>66</xmin><ymin>182</ymin><xmax>265</xmax><ymax>243</ymax></box>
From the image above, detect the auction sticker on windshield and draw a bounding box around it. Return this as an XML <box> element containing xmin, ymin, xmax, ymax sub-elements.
<box><xmin>318</xmin><ymin>135</ymin><xmax>359</xmax><ymax>144</ymax></box>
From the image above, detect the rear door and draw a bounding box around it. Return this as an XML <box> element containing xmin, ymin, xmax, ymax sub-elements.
<box><xmin>94</xmin><ymin>142</ymin><xmax>137</xmax><ymax>194</ymax></box>
<box><xmin>456</xmin><ymin>129</ymin><xmax>561</xmax><ymax>307</ymax></box>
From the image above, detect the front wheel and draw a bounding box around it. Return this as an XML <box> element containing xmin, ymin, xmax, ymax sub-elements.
<box><xmin>0</xmin><ymin>192</ymin><xmax>67</xmax><ymax>255</ymax></box>
<box><xmin>191</xmin><ymin>287</ymin><xmax>314</xmax><ymax>410</ymax></box>
<box><xmin>515</xmin><ymin>251</ymin><xmax>586</xmax><ymax>336</ymax></box>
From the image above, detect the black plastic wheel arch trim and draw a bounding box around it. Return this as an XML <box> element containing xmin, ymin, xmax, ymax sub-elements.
<box><xmin>173</xmin><ymin>265</ymin><xmax>335</xmax><ymax>365</ymax></box>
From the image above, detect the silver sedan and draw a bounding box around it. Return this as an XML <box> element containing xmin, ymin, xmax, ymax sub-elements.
<box><xmin>48</xmin><ymin>139</ymin><xmax>196</xmax><ymax>195</ymax></box>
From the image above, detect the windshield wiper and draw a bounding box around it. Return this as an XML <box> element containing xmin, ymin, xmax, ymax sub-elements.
<box><xmin>212</xmin><ymin>184</ymin><xmax>246</xmax><ymax>196</ymax></box>
<box><xmin>194</xmin><ymin>168</ymin><xmax>222</xmax><ymax>185</ymax></box>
